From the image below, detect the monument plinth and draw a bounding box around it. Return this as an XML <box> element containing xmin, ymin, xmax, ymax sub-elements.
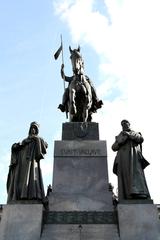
<box><xmin>118</xmin><ymin>204</ymin><xmax>160</xmax><ymax>240</ymax></box>
<box><xmin>0</xmin><ymin>204</ymin><xmax>43</xmax><ymax>240</ymax></box>
<box><xmin>49</xmin><ymin>122</ymin><xmax>113</xmax><ymax>212</ymax></box>
<box><xmin>43</xmin><ymin>122</ymin><xmax>120</xmax><ymax>240</ymax></box>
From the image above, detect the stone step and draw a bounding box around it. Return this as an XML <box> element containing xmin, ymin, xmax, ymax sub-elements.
<box><xmin>41</xmin><ymin>224</ymin><xmax>120</xmax><ymax>240</ymax></box>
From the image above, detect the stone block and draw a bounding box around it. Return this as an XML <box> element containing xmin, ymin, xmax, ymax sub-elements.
<box><xmin>49</xmin><ymin>140</ymin><xmax>113</xmax><ymax>211</ymax></box>
<box><xmin>53</xmin><ymin>141</ymin><xmax>108</xmax><ymax>195</ymax></box>
<box><xmin>0</xmin><ymin>204</ymin><xmax>43</xmax><ymax>240</ymax></box>
<box><xmin>62</xmin><ymin>122</ymin><xmax>99</xmax><ymax>140</ymax></box>
<box><xmin>117</xmin><ymin>204</ymin><xmax>160</xmax><ymax>240</ymax></box>
<box><xmin>41</xmin><ymin>224</ymin><xmax>120</xmax><ymax>240</ymax></box>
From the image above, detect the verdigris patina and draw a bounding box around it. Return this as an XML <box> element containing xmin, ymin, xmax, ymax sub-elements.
<box><xmin>112</xmin><ymin>119</ymin><xmax>150</xmax><ymax>201</ymax></box>
<box><xmin>7</xmin><ymin>122</ymin><xmax>48</xmax><ymax>202</ymax></box>
<box><xmin>58</xmin><ymin>46</ymin><xmax>103</xmax><ymax>122</ymax></box>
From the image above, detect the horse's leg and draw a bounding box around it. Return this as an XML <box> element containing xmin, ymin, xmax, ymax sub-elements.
<box><xmin>69</xmin><ymin>113</ymin><xmax>73</xmax><ymax>122</ymax></box>
<box><xmin>83</xmin><ymin>90</ymin><xmax>93</xmax><ymax>122</ymax></box>
<box><xmin>83</xmin><ymin>108</ymin><xmax>88</xmax><ymax>122</ymax></box>
<box><xmin>81</xmin><ymin>97</ymin><xmax>88</xmax><ymax>122</ymax></box>
<box><xmin>69</xmin><ymin>88</ymin><xmax>77</xmax><ymax>115</ymax></box>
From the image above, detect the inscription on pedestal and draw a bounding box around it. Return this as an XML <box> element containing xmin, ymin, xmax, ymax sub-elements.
<box><xmin>54</xmin><ymin>141</ymin><xmax>107</xmax><ymax>157</ymax></box>
<box><xmin>60</xmin><ymin>148</ymin><xmax>101</xmax><ymax>156</ymax></box>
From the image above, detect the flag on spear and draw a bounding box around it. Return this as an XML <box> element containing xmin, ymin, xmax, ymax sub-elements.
<box><xmin>54</xmin><ymin>43</ymin><xmax>62</xmax><ymax>60</ymax></box>
<box><xmin>53</xmin><ymin>35</ymin><xmax>68</xmax><ymax>119</ymax></box>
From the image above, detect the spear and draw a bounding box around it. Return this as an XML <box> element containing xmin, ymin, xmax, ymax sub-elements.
<box><xmin>54</xmin><ymin>35</ymin><xmax>68</xmax><ymax>118</ymax></box>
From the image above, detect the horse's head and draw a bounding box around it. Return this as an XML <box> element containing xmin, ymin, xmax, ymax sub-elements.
<box><xmin>69</xmin><ymin>46</ymin><xmax>84</xmax><ymax>75</ymax></box>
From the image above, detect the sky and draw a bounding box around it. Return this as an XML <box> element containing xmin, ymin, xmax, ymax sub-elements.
<box><xmin>0</xmin><ymin>0</ymin><xmax>160</xmax><ymax>204</ymax></box>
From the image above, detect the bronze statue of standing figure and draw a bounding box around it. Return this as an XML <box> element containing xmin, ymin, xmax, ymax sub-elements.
<box><xmin>112</xmin><ymin>120</ymin><xmax>151</xmax><ymax>202</ymax></box>
<box><xmin>58</xmin><ymin>46</ymin><xmax>103</xmax><ymax>122</ymax></box>
<box><xmin>7</xmin><ymin>122</ymin><xmax>48</xmax><ymax>203</ymax></box>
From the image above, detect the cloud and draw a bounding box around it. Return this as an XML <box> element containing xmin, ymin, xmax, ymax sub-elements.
<box><xmin>53</xmin><ymin>0</ymin><xmax>111</xmax><ymax>53</ymax></box>
<box><xmin>53</xmin><ymin>0</ymin><xmax>160</xmax><ymax>203</ymax></box>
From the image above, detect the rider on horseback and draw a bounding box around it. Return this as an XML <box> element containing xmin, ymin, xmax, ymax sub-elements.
<box><xmin>58</xmin><ymin>46</ymin><xmax>103</xmax><ymax>115</ymax></box>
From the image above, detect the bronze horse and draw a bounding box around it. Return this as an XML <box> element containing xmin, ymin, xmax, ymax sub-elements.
<box><xmin>68</xmin><ymin>46</ymin><xmax>92</xmax><ymax>122</ymax></box>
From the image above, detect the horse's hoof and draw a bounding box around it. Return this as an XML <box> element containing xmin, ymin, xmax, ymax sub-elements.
<box><xmin>96</xmin><ymin>100</ymin><xmax>103</xmax><ymax>108</ymax></box>
<box><xmin>58</xmin><ymin>104</ymin><xmax>65</xmax><ymax>112</ymax></box>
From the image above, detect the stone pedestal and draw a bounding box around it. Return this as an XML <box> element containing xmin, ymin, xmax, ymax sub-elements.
<box><xmin>117</xmin><ymin>204</ymin><xmax>160</xmax><ymax>240</ymax></box>
<box><xmin>44</xmin><ymin>122</ymin><xmax>120</xmax><ymax>240</ymax></box>
<box><xmin>62</xmin><ymin>122</ymin><xmax>99</xmax><ymax>140</ymax></box>
<box><xmin>49</xmin><ymin>122</ymin><xmax>113</xmax><ymax>212</ymax></box>
<box><xmin>0</xmin><ymin>204</ymin><xmax>43</xmax><ymax>240</ymax></box>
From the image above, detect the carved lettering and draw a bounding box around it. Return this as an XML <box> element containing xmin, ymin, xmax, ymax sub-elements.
<box><xmin>60</xmin><ymin>148</ymin><xmax>101</xmax><ymax>156</ymax></box>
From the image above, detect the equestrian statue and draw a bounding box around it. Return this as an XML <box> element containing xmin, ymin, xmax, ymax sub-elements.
<box><xmin>58</xmin><ymin>46</ymin><xmax>103</xmax><ymax>122</ymax></box>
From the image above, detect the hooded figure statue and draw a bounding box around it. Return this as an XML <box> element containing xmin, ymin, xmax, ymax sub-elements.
<box><xmin>112</xmin><ymin>120</ymin><xmax>150</xmax><ymax>201</ymax></box>
<box><xmin>7</xmin><ymin>122</ymin><xmax>48</xmax><ymax>202</ymax></box>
